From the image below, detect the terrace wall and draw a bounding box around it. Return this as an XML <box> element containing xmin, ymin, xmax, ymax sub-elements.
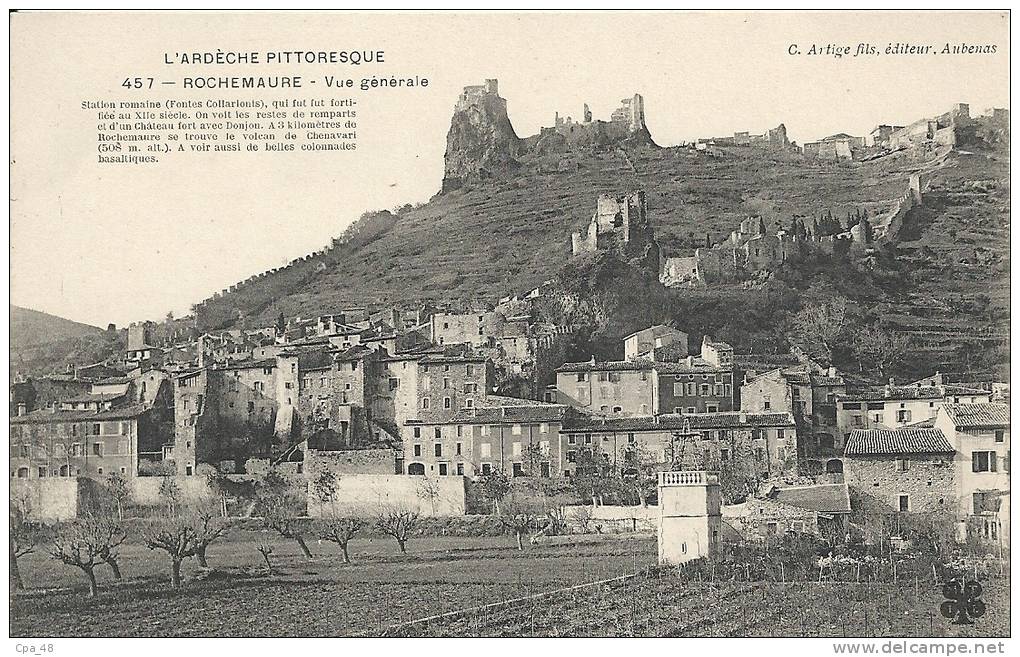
<box><xmin>307</xmin><ymin>474</ymin><xmax>466</xmax><ymax>517</ymax></box>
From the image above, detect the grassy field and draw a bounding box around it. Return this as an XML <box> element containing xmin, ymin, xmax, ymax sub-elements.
<box><xmin>10</xmin><ymin>529</ymin><xmax>655</xmax><ymax>637</ymax></box>
<box><xmin>11</xmin><ymin>529</ymin><xmax>1010</xmax><ymax>638</ymax></box>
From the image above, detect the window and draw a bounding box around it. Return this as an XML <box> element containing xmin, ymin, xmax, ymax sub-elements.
<box><xmin>443</xmin><ymin>397</ymin><xmax>452</xmax><ymax>409</ymax></box>
<box><xmin>896</xmin><ymin>409</ymin><xmax>912</xmax><ymax>423</ymax></box>
<box><xmin>481</xmin><ymin>463</ymin><xmax>492</xmax><ymax>475</ymax></box>
<box><xmin>92</xmin><ymin>443</ymin><xmax>102</xmax><ymax>456</ymax></box>
<box><xmin>97</xmin><ymin>467</ymin><xmax>104</xmax><ymax>475</ymax></box>
<box><xmin>438</xmin><ymin>463</ymin><xmax>448</xmax><ymax>476</ymax></box>
<box><xmin>38</xmin><ymin>467</ymin><xmax>46</xmax><ymax>478</ymax></box>
<box><xmin>456</xmin><ymin>442</ymin><xmax>462</xmax><ymax>456</ymax></box>
<box><xmin>285</xmin><ymin>382</ymin><xmax>293</xmax><ymax>390</ymax></box>
<box><xmin>248</xmin><ymin>401</ymin><xmax>255</xmax><ymax>413</ymax></box>
<box><xmin>995</xmin><ymin>430</ymin><xmax>1005</xmax><ymax>443</ymax></box>
<box><xmin>763</xmin><ymin>400</ymin><xmax>771</xmax><ymax>410</ymax></box>
<box><xmin>673</xmin><ymin>383</ymin><xmax>684</xmax><ymax>396</ymax></box>
<box><xmin>576</xmin><ymin>373</ymin><xmax>587</xmax><ymax>383</ymax></box>
<box><xmin>481</xmin><ymin>425</ymin><xmax>489</xmax><ymax>437</ymax></box>
<box><xmin>413</xmin><ymin>427</ymin><xmax>421</xmax><ymax>438</ymax></box>
<box><xmin>456</xmin><ymin>463</ymin><xmax>464</xmax><ymax>476</ymax></box>
<box><xmin>465</xmin><ymin>398</ymin><xmax>474</xmax><ymax>409</ymax></box>
<box><xmin>895</xmin><ymin>458</ymin><xmax>909</xmax><ymax>472</ymax></box>
<box><xmin>720</xmin><ymin>448</ymin><xmax>730</xmax><ymax>461</ymax></box>
<box><xmin>777</xmin><ymin>429</ymin><xmax>785</xmax><ymax>440</ymax></box>
<box><xmin>567</xmin><ymin>450</ymin><xmax>577</xmax><ymax>463</ymax></box>
<box><xmin>898</xmin><ymin>495</ymin><xmax>910</xmax><ymax>512</ymax></box>
<box><xmin>434</xmin><ymin>443</ymin><xmax>443</xmax><ymax>457</ymax></box>
<box><xmin>91</xmin><ymin>423</ymin><xmax>101</xmax><ymax>436</ymax></box>
<box><xmin>185</xmin><ymin>466</ymin><xmax>193</xmax><ymax>476</ymax></box>
<box><xmin>567</xmin><ymin>435</ymin><xmax>576</xmax><ymax>445</ymax></box>
<box><xmin>434</xmin><ymin>427</ymin><xmax>442</xmax><ymax>440</ymax></box>
<box><xmin>512</xmin><ymin>442</ymin><xmax>522</xmax><ymax>457</ymax></box>
<box><xmin>254</xmin><ymin>381</ymin><xmax>265</xmax><ymax>393</ymax></box>
<box><xmin>598</xmin><ymin>372</ymin><xmax>609</xmax><ymax>382</ymax></box>
<box><xmin>628</xmin><ymin>433</ymin><xmax>636</xmax><ymax>444</ymax></box>
<box><xmin>480</xmin><ymin>443</ymin><xmax>491</xmax><ymax>458</ymax></box>
<box><xmin>443</xmin><ymin>378</ymin><xmax>450</xmax><ymax>389</ymax></box>
<box><xmin>706</xmin><ymin>405</ymin><xmax>718</xmax><ymax>413</ymax></box>
<box><xmin>972</xmin><ymin>451</ymin><xmax>998</xmax><ymax>473</ymax></box>
<box><xmin>388</xmin><ymin>378</ymin><xmax>399</xmax><ymax>390</ymax></box>
<box><xmin>413</xmin><ymin>444</ymin><xmax>422</xmax><ymax>457</ymax></box>
<box><xmin>872</xmin><ymin>412</ymin><xmax>884</xmax><ymax>424</ymax></box>
<box><xmin>584</xmin><ymin>434</ymin><xmax>592</xmax><ymax>445</ymax></box>
<box><xmin>422</xmin><ymin>398</ymin><xmax>430</xmax><ymax>409</ymax></box>
<box><xmin>466</xmin><ymin>364</ymin><xmax>474</xmax><ymax>376</ymax></box>
<box><xmin>512</xmin><ymin>463</ymin><xmax>525</xmax><ymax>477</ymax></box>
<box><xmin>512</xmin><ymin>424</ymin><xmax>522</xmax><ymax>435</ymax></box>
<box><xmin>852</xmin><ymin>415</ymin><xmax>864</xmax><ymax>427</ymax></box>
<box><xmin>700</xmin><ymin>384</ymin><xmax>710</xmax><ymax>396</ymax></box>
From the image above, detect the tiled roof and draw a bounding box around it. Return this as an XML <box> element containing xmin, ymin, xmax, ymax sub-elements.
<box><xmin>943</xmin><ymin>385</ymin><xmax>990</xmax><ymax>397</ymax></box>
<box><xmin>557</xmin><ymin>359</ymin><xmax>653</xmax><ymax>373</ymax></box>
<box><xmin>845</xmin><ymin>428</ymin><xmax>954</xmax><ymax>456</ymax></box>
<box><xmin>12</xmin><ymin>403</ymin><xmax>152</xmax><ymax>424</ymax></box>
<box><xmin>840</xmin><ymin>386</ymin><xmax>945</xmax><ymax>402</ymax></box>
<box><xmin>770</xmin><ymin>483</ymin><xmax>851</xmax><ymax>514</ymax></box>
<box><xmin>942</xmin><ymin>403</ymin><xmax>1010</xmax><ymax>429</ymax></box>
<box><xmin>652</xmin><ymin>359</ymin><xmax>729</xmax><ymax>374</ymax></box>
<box><xmin>563</xmin><ymin>412</ymin><xmax>796</xmax><ymax>432</ymax></box>
<box><xmin>810</xmin><ymin>374</ymin><xmax>846</xmax><ymax>387</ymax></box>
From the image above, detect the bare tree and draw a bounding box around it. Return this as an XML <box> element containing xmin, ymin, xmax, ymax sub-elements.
<box><xmin>853</xmin><ymin>325</ymin><xmax>911</xmax><ymax>378</ymax></box>
<box><xmin>257</xmin><ymin>470</ymin><xmax>313</xmax><ymax>558</ymax></box>
<box><xmin>571</xmin><ymin>505</ymin><xmax>594</xmax><ymax>534</ymax></box>
<box><xmin>194</xmin><ymin>500</ymin><xmax>231</xmax><ymax>567</ymax></box>
<box><xmin>255</xmin><ymin>540</ymin><xmax>274</xmax><ymax>574</ymax></box>
<box><xmin>318</xmin><ymin>516</ymin><xmax>365</xmax><ymax>563</ymax></box>
<box><xmin>10</xmin><ymin>501</ymin><xmax>37</xmax><ymax>591</ymax></box>
<box><xmin>261</xmin><ymin>493</ymin><xmax>314</xmax><ymax>559</ymax></box>
<box><xmin>143</xmin><ymin>512</ymin><xmax>202</xmax><ymax>589</ymax></box>
<box><xmin>310</xmin><ymin>471</ymin><xmax>365</xmax><ymax>563</ymax></box>
<box><xmin>789</xmin><ymin>296</ymin><xmax>854</xmax><ymax>365</ymax></box>
<box><xmin>51</xmin><ymin>512</ymin><xmax>126</xmax><ymax>597</ymax></box>
<box><xmin>106</xmin><ymin>472</ymin><xmax>131</xmax><ymax>521</ymax></box>
<box><xmin>415</xmin><ymin>476</ymin><xmax>442</xmax><ymax>515</ymax></box>
<box><xmin>498</xmin><ymin>492</ymin><xmax>542</xmax><ymax>550</ymax></box>
<box><xmin>376</xmin><ymin>507</ymin><xmax>420</xmax><ymax>554</ymax></box>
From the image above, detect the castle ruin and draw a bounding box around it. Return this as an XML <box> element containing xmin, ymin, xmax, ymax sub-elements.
<box><xmin>571</xmin><ymin>191</ymin><xmax>660</xmax><ymax>265</ymax></box>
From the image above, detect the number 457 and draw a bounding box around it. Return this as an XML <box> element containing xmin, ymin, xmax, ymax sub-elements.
<box><xmin>122</xmin><ymin>77</ymin><xmax>154</xmax><ymax>89</ymax></box>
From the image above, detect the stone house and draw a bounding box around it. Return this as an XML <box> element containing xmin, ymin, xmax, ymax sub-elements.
<box><xmin>554</xmin><ymin>359</ymin><xmax>656</xmax><ymax>417</ymax></box>
<box><xmin>623</xmin><ymin>325</ymin><xmax>689</xmax><ymax>361</ymax></box>
<box><xmin>731</xmin><ymin>483</ymin><xmax>851</xmax><ymax>540</ymax></box>
<box><xmin>557</xmin><ymin>411</ymin><xmax>797</xmax><ymax>481</ymax></box>
<box><xmin>836</xmin><ymin>381</ymin><xmax>990</xmax><ymax>448</ymax></box>
<box><xmin>843</xmin><ymin>427</ymin><xmax>956</xmax><ymax>516</ymax></box>
<box><xmin>933</xmin><ymin>402</ymin><xmax>1010</xmax><ymax>544</ymax></box>
<box><xmin>404</xmin><ymin>400</ymin><xmax>571</xmax><ymax>478</ymax></box>
<box><xmin>10</xmin><ymin>400</ymin><xmax>173</xmax><ymax>480</ymax></box>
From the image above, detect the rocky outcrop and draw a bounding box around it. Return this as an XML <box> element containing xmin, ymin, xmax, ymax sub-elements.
<box><xmin>441</xmin><ymin>83</ymin><xmax>521</xmax><ymax>191</ymax></box>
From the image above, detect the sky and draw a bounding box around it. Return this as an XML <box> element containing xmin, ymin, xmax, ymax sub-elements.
<box><xmin>9</xmin><ymin>11</ymin><xmax>1010</xmax><ymax>327</ymax></box>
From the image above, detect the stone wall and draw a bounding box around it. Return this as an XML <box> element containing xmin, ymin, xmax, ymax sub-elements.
<box><xmin>305</xmin><ymin>448</ymin><xmax>397</xmax><ymax>475</ymax></box>
<box><xmin>11</xmin><ymin>478</ymin><xmax>79</xmax><ymax>521</ymax></box>
<box><xmin>129</xmin><ymin>475</ymin><xmax>213</xmax><ymax>505</ymax></box>
<box><xmin>844</xmin><ymin>454</ymin><xmax>954</xmax><ymax>514</ymax></box>
<box><xmin>306</xmin><ymin>474</ymin><xmax>466</xmax><ymax>517</ymax></box>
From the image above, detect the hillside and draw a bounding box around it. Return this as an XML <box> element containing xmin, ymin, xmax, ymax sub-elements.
<box><xmin>187</xmin><ymin>88</ymin><xmax>1008</xmax><ymax>381</ymax></box>
<box><xmin>10</xmin><ymin>305</ymin><xmax>122</xmax><ymax>377</ymax></box>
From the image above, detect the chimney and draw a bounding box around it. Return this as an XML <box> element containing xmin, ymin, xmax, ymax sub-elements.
<box><xmin>828</xmin><ymin>366</ymin><xmax>836</xmax><ymax>377</ymax></box>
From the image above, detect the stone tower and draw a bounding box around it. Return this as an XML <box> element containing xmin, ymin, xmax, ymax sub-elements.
<box><xmin>657</xmin><ymin>470</ymin><xmax>722</xmax><ymax>565</ymax></box>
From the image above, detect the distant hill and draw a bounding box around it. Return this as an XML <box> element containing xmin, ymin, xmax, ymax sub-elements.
<box><xmin>10</xmin><ymin>305</ymin><xmax>123</xmax><ymax>377</ymax></box>
<box><xmin>10</xmin><ymin>305</ymin><xmax>102</xmax><ymax>348</ymax></box>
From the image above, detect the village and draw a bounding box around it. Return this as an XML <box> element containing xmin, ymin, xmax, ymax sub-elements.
<box><xmin>9</xmin><ymin>76</ymin><xmax>1011</xmax><ymax>638</ymax></box>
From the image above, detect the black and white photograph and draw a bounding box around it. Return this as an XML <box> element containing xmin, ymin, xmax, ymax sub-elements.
<box><xmin>6</xmin><ymin>9</ymin><xmax>1012</xmax><ymax>646</ymax></box>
